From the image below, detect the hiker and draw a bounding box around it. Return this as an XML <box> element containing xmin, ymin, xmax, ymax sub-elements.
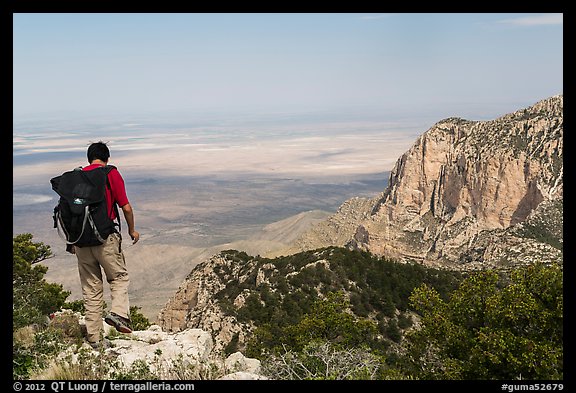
<box><xmin>71</xmin><ymin>141</ymin><xmax>140</xmax><ymax>348</ymax></box>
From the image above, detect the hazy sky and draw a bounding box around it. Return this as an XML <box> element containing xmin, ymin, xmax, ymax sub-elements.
<box><xmin>13</xmin><ymin>13</ymin><xmax>563</xmax><ymax>120</ymax></box>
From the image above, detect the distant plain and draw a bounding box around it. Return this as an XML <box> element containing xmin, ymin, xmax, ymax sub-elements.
<box><xmin>13</xmin><ymin>111</ymin><xmax>426</xmax><ymax>321</ymax></box>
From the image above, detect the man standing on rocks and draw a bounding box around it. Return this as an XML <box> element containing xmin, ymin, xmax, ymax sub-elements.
<box><xmin>72</xmin><ymin>141</ymin><xmax>140</xmax><ymax>348</ymax></box>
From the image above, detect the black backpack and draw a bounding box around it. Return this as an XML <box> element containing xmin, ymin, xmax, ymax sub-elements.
<box><xmin>51</xmin><ymin>165</ymin><xmax>121</xmax><ymax>248</ymax></box>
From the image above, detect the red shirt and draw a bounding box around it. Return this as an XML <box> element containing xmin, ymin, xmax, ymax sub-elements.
<box><xmin>82</xmin><ymin>164</ymin><xmax>129</xmax><ymax>220</ymax></box>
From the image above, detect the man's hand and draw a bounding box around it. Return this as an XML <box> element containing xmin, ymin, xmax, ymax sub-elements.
<box><xmin>66</xmin><ymin>244</ymin><xmax>76</xmax><ymax>254</ymax></box>
<box><xmin>130</xmin><ymin>230</ymin><xmax>140</xmax><ymax>244</ymax></box>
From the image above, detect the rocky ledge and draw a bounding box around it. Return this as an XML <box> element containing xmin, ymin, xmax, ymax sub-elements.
<box><xmin>33</xmin><ymin>310</ymin><xmax>267</xmax><ymax>380</ymax></box>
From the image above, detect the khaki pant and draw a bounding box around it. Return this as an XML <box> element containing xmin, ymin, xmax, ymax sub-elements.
<box><xmin>75</xmin><ymin>232</ymin><xmax>130</xmax><ymax>343</ymax></box>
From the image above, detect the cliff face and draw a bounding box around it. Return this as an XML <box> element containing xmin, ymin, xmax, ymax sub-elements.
<box><xmin>288</xmin><ymin>95</ymin><xmax>563</xmax><ymax>269</ymax></box>
<box><xmin>157</xmin><ymin>253</ymin><xmax>255</xmax><ymax>353</ymax></box>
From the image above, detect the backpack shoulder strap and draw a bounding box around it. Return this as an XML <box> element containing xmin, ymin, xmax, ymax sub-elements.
<box><xmin>102</xmin><ymin>165</ymin><xmax>121</xmax><ymax>233</ymax></box>
<box><xmin>103</xmin><ymin>164</ymin><xmax>116</xmax><ymax>174</ymax></box>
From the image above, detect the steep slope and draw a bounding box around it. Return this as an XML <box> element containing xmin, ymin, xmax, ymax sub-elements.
<box><xmin>157</xmin><ymin>247</ymin><xmax>462</xmax><ymax>352</ymax></box>
<box><xmin>283</xmin><ymin>95</ymin><xmax>563</xmax><ymax>269</ymax></box>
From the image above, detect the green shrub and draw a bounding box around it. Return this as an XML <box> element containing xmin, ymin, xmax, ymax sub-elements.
<box><xmin>129</xmin><ymin>306</ymin><xmax>151</xmax><ymax>331</ymax></box>
<box><xmin>13</xmin><ymin>234</ymin><xmax>71</xmax><ymax>331</ymax></box>
<box><xmin>407</xmin><ymin>262</ymin><xmax>563</xmax><ymax>379</ymax></box>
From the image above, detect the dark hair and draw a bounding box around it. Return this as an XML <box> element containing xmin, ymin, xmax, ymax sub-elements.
<box><xmin>87</xmin><ymin>141</ymin><xmax>110</xmax><ymax>163</ymax></box>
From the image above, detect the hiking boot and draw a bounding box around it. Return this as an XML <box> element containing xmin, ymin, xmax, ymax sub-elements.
<box><xmin>104</xmin><ymin>312</ymin><xmax>132</xmax><ymax>334</ymax></box>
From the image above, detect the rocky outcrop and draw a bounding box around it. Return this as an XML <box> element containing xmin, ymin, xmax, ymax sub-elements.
<box><xmin>157</xmin><ymin>253</ymin><xmax>255</xmax><ymax>353</ymax></box>
<box><xmin>36</xmin><ymin>310</ymin><xmax>266</xmax><ymax>380</ymax></box>
<box><xmin>288</xmin><ymin>95</ymin><xmax>563</xmax><ymax>269</ymax></box>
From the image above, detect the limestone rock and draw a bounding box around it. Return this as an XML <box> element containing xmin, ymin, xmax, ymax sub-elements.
<box><xmin>157</xmin><ymin>253</ymin><xmax>256</xmax><ymax>353</ymax></box>
<box><xmin>225</xmin><ymin>351</ymin><xmax>261</xmax><ymax>374</ymax></box>
<box><xmin>218</xmin><ymin>371</ymin><xmax>268</xmax><ymax>380</ymax></box>
<box><xmin>38</xmin><ymin>312</ymin><xmax>266</xmax><ymax>380</ymax></box>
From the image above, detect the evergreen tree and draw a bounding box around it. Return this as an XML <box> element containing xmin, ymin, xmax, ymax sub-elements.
<box><xmin>279</xmin><ymin>291</ymin><xmax>378</xmax><ymax>352</ymax></box>
<box><xmin>13</xmin><ymin>234</ymin><xmax>70</xmax><ymax>331</ymax></box>
<box><xmin>407</xmin><ymin>262</ymin><xmax>563</xmax><ymax>380</ymax></box>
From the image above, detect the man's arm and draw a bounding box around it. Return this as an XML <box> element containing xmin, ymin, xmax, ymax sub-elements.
<box><xmin>121</xmin><ymin>203</ymin><xmax>140</xmax><ymax>244</ymax></box>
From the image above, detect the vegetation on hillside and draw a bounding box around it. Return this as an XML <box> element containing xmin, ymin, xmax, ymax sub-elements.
<box><xmin>213</xmin><ymin>247</ymin><xmax>562</xmax><ymax>380</ymax></box>
<box><xmin>406</xmin><ymin>262</ymin><xmax>563</xmax><ymax>380</ymax></box>
<box><xmin>514</xmin><ymin>199</ymin><xmax>563</xmax><ymax>250</ymax></box>
<box><xmin>214</xmin><ymin>247</ymin><xmax>463</xmax><ymax>357</ymax></box>
<box><xmin>13</xmin><ymin>234</ymin><xmax>563</xmax><ymax>380</ymax></box>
